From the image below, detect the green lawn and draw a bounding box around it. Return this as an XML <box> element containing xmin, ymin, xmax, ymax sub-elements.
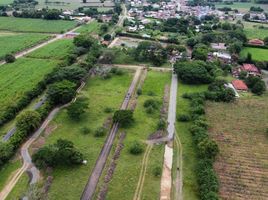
<box><xmin>0</xmin><ymin>58</ymin><xmax>59</xmax><ymax>120</ymax></box>
<box><xmin>26</xmin><ymin>39</ymin><xmax>74</xmax><ymax>60</ymax></box>
<box><xmin>0</xmin><ymin>0</ymin><xmax>13</xmax><ymax>5</ymax></box>
<box><xmin>175</xmin><ymin>83</ymin><xmax>207</xmax><ymax>200</ymax></box>
<box><xmin>106</xmin><ymin>71</ymin><xmax>171</xmax><ymax>200</ymax></box>
<box><xmin>0</xmin><ymin>32</ymin><xmax>50</xmax><ymax>60</ymax></box>
<box><xmin>0</xmin><ymin>17</ymin><xmax>77</xmax><ymax>33</ymax></box>
<box><xmin>76</xmin><ymin>21</ymin><xmax>101</xmax><ymax>34</ymax></box>
<box><xmin>44</xmin><ymin>72</ymin><xmax>133</xmax><ymax>200</ymax></box>
<box><xmin>242</xmin><ymin>21</ymin><xmax>268</xmax><ymax>39</ymax></box>
<box><xmin>240</xmin><ymin>47</ymin><xmax>268</xmax><ymax>61</ymax></box>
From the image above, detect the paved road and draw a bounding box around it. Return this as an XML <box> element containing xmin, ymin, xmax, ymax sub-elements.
<box><xmin>110</xmin><ymin>4</ymin><xmax>127</xmax><ymax>37</ymax></box>
<box><xmin>2</xmin><ymin>97</ymin><xmax>47</xmax><ymax>142</ymax></box>
<box><xmin>81</xmin><ymin>68</ymin><xmax>142</xmax><ymax>200</ymax></box>
<box><xmin>0</xmin><ymin>82</ymin><xmax>86</xmax><ymax>200</ymax></box>
<box><xmin>160</xmin><ymin>68</ymin><xmax>178</xmax><ymax>200</ymax></box>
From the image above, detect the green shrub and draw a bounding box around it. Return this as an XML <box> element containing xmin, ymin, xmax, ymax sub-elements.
<box><xmin>94</xmin><ymin>127</ymin><xmax>107</xmax><ymax>137</ymax></box>
<box><xmin>80</xmin><ymin>127</ymin><xmax>91</xmax><ymax>135</ymax></box>
<box><xmin>104</xmin><ymin>107</ymin><xmax>113</xmax><ymax>113</ymax></box>
<box><xmin>153</xmin><ymin>166</ymin><xmax>162</xmax><ymax>177</ymax></box>
<box><xmin>129</xmin><ymin>141</ymin><xmax>144</xmax><ymax>155</ymax></box>
<box><xmin>144</xmin><ymin>99</ymin><xmax>159</xmax><ymax>109</ymax></box>
<box><xmin>113</xmin><ymin>110</ymin><xmax>134</xmax><ymax>127</ymax></box>
<box><xmin>177</xmin><ymin>114</ymin><xmax>191</xmax><ymax>122</ymax></box>
<box><xmin>157</xmin><ymin>118</ymin><xmax>167</xmax><ymax>130</ymax></box>
<box><xmin>137</xmin><ymin>88</ymin><xmax>142</xmax><ymax>95</ymax></box>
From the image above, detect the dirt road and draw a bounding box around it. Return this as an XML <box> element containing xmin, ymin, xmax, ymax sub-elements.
<box><xmin>81</xmin><ymin>68</ymin><xmax>142</xmax><ymax>200</ymax></box>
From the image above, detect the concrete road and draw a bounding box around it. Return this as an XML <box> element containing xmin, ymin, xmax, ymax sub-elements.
<box><xmin>81</xmin><ymin>69</ymin><xmax>141</xmax><ymax>200</ymax></box>
<box><xmin>2</xmin><ymin>97</ymin><xmax>47</xmax><ymax>142</ymax></box>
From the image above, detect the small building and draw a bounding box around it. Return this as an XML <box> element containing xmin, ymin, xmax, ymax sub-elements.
<box><xmin>241</xmin><ymin>63</ymin><xmax>261</xmax><ymax>76</ymax></box>
<box><xmin>248</xmin><ymin>39</ymin><xmax>265</xmax><ymax>46</ymax></box>
<box><xmin>212</xmin><ymin>52</ymin><xmax>231</xmax><ymax>63</ymax></box>
<box><xmin>232</xmin><ymin>80</ymin><xmax>248</xmax><ymax>92</ymax></box>
<box><xmin>211</xmin><ymin>43</ymin><xmax>227</xmax><ymax>51</ymax></box>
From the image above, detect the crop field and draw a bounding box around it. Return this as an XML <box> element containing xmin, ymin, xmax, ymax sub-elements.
<box><xmin>26</xmin><ymin>39</ymin><xmax>74</xmax><ymax>60</ymax></box>
<box><xmin>0</xmin><ymin>17</ymin><xmax>76</xmax><ymax>33</ymax></box>
<box><xmin>76</xmin><ymin>21</ymin><xmax>101</xmax><ymax>34</ymax></box>
<box><xmin>39</xmin><ymin>72</ymin><xmax>133</xmax><ymax>200</ymax></box>
<box><xmin>0</xmin><ymin>32</ymin><xmax>50</xmax><ymax>60</ymax></box>
<box><xmin>0</xmin><ymin>58</ymin><xmax>59</xmax><ymax>119</ymax></box>
<box><xmin>106</xmin><ymin>71</ymin><xmax>170</xmax><ymax>200</ymax></box>
<box><xmin>206</xmin><ymin>95</ymin><xmax>268</xmax><ymax>199</ymax></box>
<box><xmin>175</xmin><ymin>83</ymin><xmax>208</xmax><ymax>200</ymax></box>
<box><xmin>240</xmin><ymin>47</ymin><xmax>268</xmax><ymax>61</ymax></box>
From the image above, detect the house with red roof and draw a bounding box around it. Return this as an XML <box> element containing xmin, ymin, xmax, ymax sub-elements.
<box><xmin>248</xmin><ymin>39</ymin><xmax>265</xmax><ymax>46</ymax></box>
<box><xmin>232</xmin><ymin>80</ymin><xmax>248</xmax><ymax>92</ymax></box>
<box><xmin>233</xmin><ymin>63</ymin><xmax>261</xmax><ymax>77</ymax></box>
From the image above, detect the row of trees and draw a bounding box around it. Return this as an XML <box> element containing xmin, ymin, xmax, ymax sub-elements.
<box><xmin>0</xmin><ymin>34</ymin><xmax>101</xmax><ymax>168</ymax></box>
<box><xmin>13</xmin><ymin>9</ymin><xmax>62</xmax><ymax>20</ymax></box>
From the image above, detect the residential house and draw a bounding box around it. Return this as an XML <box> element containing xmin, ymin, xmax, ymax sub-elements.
<box><xmin>248</xmin><ymin>39</ymin><xmax>265</xmax><ymax>46</ymax></box>
<box><xmin>232</xmin><ymin>80</ymin><xmax>248</xmax><ymax>92</ymax></box>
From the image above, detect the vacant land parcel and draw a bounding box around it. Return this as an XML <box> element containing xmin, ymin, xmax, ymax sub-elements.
<box><xmin>206</xmin><ymin>96</ymin><xmax>268</xmax><ymax>199</ymax></box>
<box><xmin>0</xmin><ymin>17</ymin><xmax>76</xmax><ymax>33</ymax></box>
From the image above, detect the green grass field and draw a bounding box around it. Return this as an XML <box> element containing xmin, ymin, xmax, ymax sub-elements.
<box><xmin>44</xmin><ymin>72</ymin><xmax>133</xmax><ymax>200</ymax></box>
<box><xmin>0</xmin><ymin>160</ymin><xmax>21</xmax><ymax>191</ymax></box>
<box><xmin>26</xmin><ymin>39</ymin><xmax>74</xmax><ymax>60</ymax></box>
<box><xmin>76</xmin><ymin>21</ymin><xmax>101</xmax><ymax>34</ymax></box>
<box><xmin>0</xmin><ymin>58</ymin><xmax>59</xmax><ymax>119</ymax></box>
<box><xmin>106</xmin><ymin>71</ymin><xmax>171</xmax><ymax>200</ymax></box>
<box><xmin>242</xmin><ymin>21</ymin><xmax>268</xmax><ymax>39</ymax></box>
<box><xmin>240</xmin><ymin>47</ymin><xmax>268</xmax><ymax>61</ymax></box>
<box><xmin>215</xmin><ymin>2</ymin><xmax>268</xmax><ymax>13</ymax></box>
<box><xmin>0</xmin><ymin>17</ymin><xmax>77</xmax><ymax>33</ymax></box>
<box><xmin>0</xmin><ymin>32</ymin><xmax>50</xmax><ymax>60</ymax></box>
<box><xmin>175</xmin><ymin>83</ymin><xmax>207</xmax><ymax>200</ymax></box>
<box><xmin>0</xmin><ymin>0</ymin><xmax>13</xmax><ymax>5</ymax></box>
<box><xmin>6</xmin><ymin>173</ymin><xmax>29</xmax><ymax>200</ymax></box>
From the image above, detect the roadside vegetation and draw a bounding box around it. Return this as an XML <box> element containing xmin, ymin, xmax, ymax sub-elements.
<box><xmin>106</xmin><ymin>71</ymin><xmax>170</xmax><ymax>200</ymax></box>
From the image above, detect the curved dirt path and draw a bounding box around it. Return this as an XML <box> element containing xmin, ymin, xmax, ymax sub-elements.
<box><xmin>0</xmin><ymin>82</ymin><xmax>86</xmax><ymax>200</ymax></box>
<box><xmin>133</xmin><ymin>144</ymin><xmax>153</xmax><ymax>200</ymax></box>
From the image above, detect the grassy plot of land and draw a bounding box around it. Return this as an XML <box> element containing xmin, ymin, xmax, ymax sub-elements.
<box><xmin>0</xmin><ymin>17</ymin><xmax>76</xmax><ymax>33</ymax></box>
<box><xmin>0</xmin><ymin>160</ymin><xmax>21</xmax><ymax>191</ymax></box>
<box><xmin>0</xmin><ymin>58</ymin><xmax>59</xmax><ymax>120</ymax></box>
<box><xmin>44</xmin><ymin>72</ymin><xmax>133</xmax><ymax>200</ymax></box>
<box><xmin>206</xmin><ymin>95</ymin><xmax>268</xmax><ymax>199</ymax></box>
<box><xmin>175</xmin><ymin>83</ymin><xmax>208</xmax><ymax>200</ymax></box>
<box><xmin>0</xmin><ymin>0</ymin><xmax>13</xmax><ymax>5</ymax></box>
<box><xmin>242</xmin><ymin>21</ymin><xmax>268</xmax><ymax>39</ymax></box>
<box><xmin>106</xmin><ymin>71</ymin><xmax>171</xmax><ymax>200</ymax></box>
<box><xmin>215</xmin><ymin>2</ymin><xmax>268</xmax><ymax>12</ymax></box>
<box><xmin>0</xmin><ymin>32</ymin><xmax>50</xmax><ymax>60</ymax></box>
<box><xmin>5</xmin><ymin>173</ymin><xmax>29</xmax><ymax>200</ymax></box>
<box><xmin>76</xmin><ymin>21</ymin><xmax>101</xmax><ymax>34</ymax></box>
<box><xmin>240</xmin><ymin>47</ymin><xmax>268</xmax><ymax>61</ymax></box>
<box><xmin>26</xmin><ymin>39</ymin><xmax>74</xmax><ymax>60</ymax></box>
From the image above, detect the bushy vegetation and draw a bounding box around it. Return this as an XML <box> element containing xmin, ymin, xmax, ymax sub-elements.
<box><xmin>129</xmin><ymin>141</ymin><xmax>144</xmax><ymax>155</ymax></box>
<box><xmin>245</xmin><ymin>76</ymin><xmax>266</xmax><ymax>95</ymax></box>
<box><xmin>174</xmin><ymin>60</ymin><xmax>217</xmax><ymax>84</ymax></box>
<box><xmin>113</xmin><ymin>110</ymin><xmax>134</xmax><ymax>127</ymax></box>
<box><xmin>67</xmin><ymin>98</ymin><xmax>88</xmax><ymax>121</ymax></box>
<box><xmin>33</xmin><ymin>139</ymin><xmax>84</xmax><ymax>169</ymax></box>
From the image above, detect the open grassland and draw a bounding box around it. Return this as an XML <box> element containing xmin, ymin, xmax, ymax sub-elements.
<box><xmin>0</xmin><ymin>17</ymin><xmax>76</xmax><ymax>33</ymax></box>
<box><xmin>0</xmin><ymin>58</ymin><xmax>58</xmax><ymax>119</ymax></box>
<box><xmin>242</xmin><ymin>21</ymin><xmax>268</xmax><ymax>39</ymax></box>
<box><xmin>41</xmin><ymin>72</ymin><xmax>133</xmax><ymax>200</ymax></box>
<box><xmin>0</xmin><ymin>32</ymin><xmax>51</xmax><ymax>60</ymax></box>
<box><xmin>0</xmin><ymin>0</ymin><xmax>13</xmax><ymax>5</ymax></box>
<box><xmin>106</xmin><ymin>71</ymin><xmax>170</xmax><ymax>200</ymax></box>
<box><xmin>0</xmin><ymin>160</ymin><xmax>21</xmax><ymax>191</ymax></box>
<box><xmin>175</xmin><ymin>83</ymin><xmax>208</xmax><ymax>200</ymax></box>
<box><xmin>240</xmin><ymin>47</ymin><xmax>268</xmax><ymax>61</ymax></box>
<box><xmin>26</xmin><ymin>39</ymin><xmax>74</xmax><ymax>60</ymax></box>
<box><xmin>215</xmin><ymin>2</ymin><xmax>268</xmax><ymax>12</ymax></box>
<box><xmin>76</xmin><ymin>21</ymin><xmax>101</xmax><ymax>34</ymax></box>
<box><xmin>206</xmin><ymin>95</ymin><xmax>268</xmax><ymax>200</ymax></box>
